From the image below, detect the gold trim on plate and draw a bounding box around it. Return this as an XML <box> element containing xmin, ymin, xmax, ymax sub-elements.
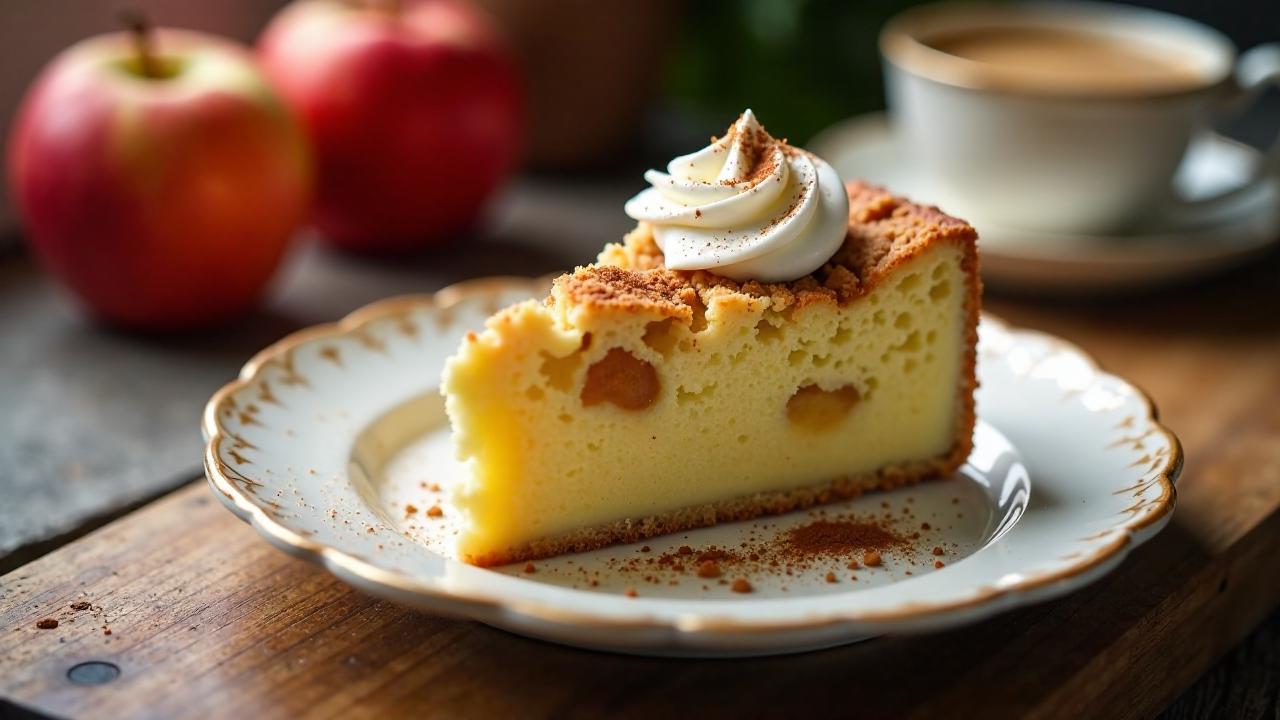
<box><xmin>202</xmin><ymin>278</ymin><xmax>1181</xmax><ymax>635</ymax></box>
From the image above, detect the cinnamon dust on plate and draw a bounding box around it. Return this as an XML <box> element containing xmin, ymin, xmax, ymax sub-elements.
<box><xmin>781</xmin><ymin>520</ymin><xmax>905</xmax><ymax>561</ymax></box>
<box><xmin>597</xmin><ymin>511</ymin><xmax>922</xmax><ymax>594</ymax></box>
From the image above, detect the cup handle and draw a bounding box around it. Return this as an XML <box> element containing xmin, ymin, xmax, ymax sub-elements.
<box><xmin>1172</xmin><ymin>42</ymin><xmax>1280</xmax><ymax>220</ymax></box>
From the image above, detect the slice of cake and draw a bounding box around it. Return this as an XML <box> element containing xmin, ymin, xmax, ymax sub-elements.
<box><xmin>443</xmin><ymin>112</ymin><xmax>979</xmax><ymax>567</ymax></box>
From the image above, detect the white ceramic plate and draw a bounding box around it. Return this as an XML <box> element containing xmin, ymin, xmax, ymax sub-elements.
<box><xmin>809</xmin><ymin>112</ymin><xmax>1280</xmax><ymax>293</ymax></box>
<box><xmin>204</xmin><ymin>279</ymin><xmax>1180</xmax><ymax>656</ymax></box>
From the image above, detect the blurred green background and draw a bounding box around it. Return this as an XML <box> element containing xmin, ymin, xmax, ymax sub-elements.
<box><xmin>668</xmin><ymin>0</ymin><xmax>905</xmax><ymax>144</ymax></box>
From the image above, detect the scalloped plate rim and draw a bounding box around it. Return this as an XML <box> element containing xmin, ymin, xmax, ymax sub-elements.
<box><xmin>202</xmin><ymin>277</ymin><xmax>1181</xmax><ymax>648</ymax></box>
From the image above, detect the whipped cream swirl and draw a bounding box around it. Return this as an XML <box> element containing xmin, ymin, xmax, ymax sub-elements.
<box><xmin>623</xmin><ymin>110</ymin><xmax>849</xmax><ymax>282</ymax></box>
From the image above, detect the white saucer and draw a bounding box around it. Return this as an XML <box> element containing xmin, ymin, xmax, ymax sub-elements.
<box><xmin>204</xmin><ymin>279</ymin><xmax>1179</xmax><ymax>656</ymax></box>
<box><xmin>810</xmin><ymin>113</ymin><xmax>1280</xmax><ymax>293</ymax></box>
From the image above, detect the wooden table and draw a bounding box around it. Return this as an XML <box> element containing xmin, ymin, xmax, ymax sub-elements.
<box><xmin>2</xmin><ymin>176</ymin><xmax>1279</xmax><ymax>718</ymax></box>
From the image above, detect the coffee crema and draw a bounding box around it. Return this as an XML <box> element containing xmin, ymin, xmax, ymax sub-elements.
<box><xmin>925</xmin><ymin>27</ymin><xmax>1205</xmax><ymax>94</ymax></box>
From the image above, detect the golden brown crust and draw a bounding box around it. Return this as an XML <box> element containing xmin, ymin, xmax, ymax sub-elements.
<box><xmin>558</xmin><ymin>181</ymin><xmax>979</xmax><ymax>315</ymax></box>
<box><xmin>554</xmin><ymin>265</ymin><xmax>699</xmax><ymax>321</ymax></box>
<box><xmin>465</xmin><ymin>454</ymin><xmax>961</xmax><ymax>567</ymax></box>
<box><xmin>472</xmin><ymin>181</ymin><xmax>982</xmax><ymax>567</ymax></box>
<box><xmin>948</xmin><ymin>193</ymin><xmax>982</xmax><ymax>501</ymax></box>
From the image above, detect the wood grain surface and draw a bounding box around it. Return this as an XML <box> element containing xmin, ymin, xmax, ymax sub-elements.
<box><xmin>2</xmin><ymin>247</ymin><xmax>1278</xmax><ymax>719</ymax></box>
<box><xmin>1163</xmin><ymin>610</ymin><xmax>1280</xmax><ymax>720</ymax></box>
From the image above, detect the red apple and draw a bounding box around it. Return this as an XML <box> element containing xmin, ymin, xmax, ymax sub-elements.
<box><xmin>258</xmin><ymin>0</ymin><xmax>522</xmax><ymax>252</ymax></box>
<box><xmin>8</xmin><ymin>23</ymin><xmax>310</xmax><ymax>330</ymax></box>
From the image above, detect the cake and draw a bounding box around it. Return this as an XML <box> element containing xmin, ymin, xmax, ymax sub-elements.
<box><xmin>443</xmin><ymin>111</ymin><xmax>980</xmax><ymax>567</ymax></box>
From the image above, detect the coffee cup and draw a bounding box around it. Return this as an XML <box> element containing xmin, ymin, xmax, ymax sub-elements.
<box><xmin>880</xmin><ymin>1</ymin><xmax>1280</xmax><ymax>234</ymax></box>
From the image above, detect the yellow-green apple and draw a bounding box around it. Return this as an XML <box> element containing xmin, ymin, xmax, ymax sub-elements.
<box><xmin>258</xmin><ymin>0</ymin><xmax>522</xmax><ymax>252</ymax></box>
<box><xmin>8</xmin><ymin>25</ymin><xmax>310</xmax><ymax>330</ymax></box>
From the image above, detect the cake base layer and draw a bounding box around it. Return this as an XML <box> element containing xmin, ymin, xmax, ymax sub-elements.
<box><xmin>461</xmin><ymin>456</ymin><xmax>953</xmax><ymax>567</ymax></box>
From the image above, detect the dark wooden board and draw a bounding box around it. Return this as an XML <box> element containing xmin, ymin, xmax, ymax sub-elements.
<box><xmin>0</xmin><ymin>470</ymin><xmax>1276</xmax><ymax>719</ymax></box>
<box><xmin>2</xmin><ymin>247</ymin><xmax>1279</xmax><ymax>719</ymax></box>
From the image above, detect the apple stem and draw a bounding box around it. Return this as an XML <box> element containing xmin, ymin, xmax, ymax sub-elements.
<box><xmin>117</xmin><ymin>8</ymin><xmax>162</xmax><ymax>79</ymax></box>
